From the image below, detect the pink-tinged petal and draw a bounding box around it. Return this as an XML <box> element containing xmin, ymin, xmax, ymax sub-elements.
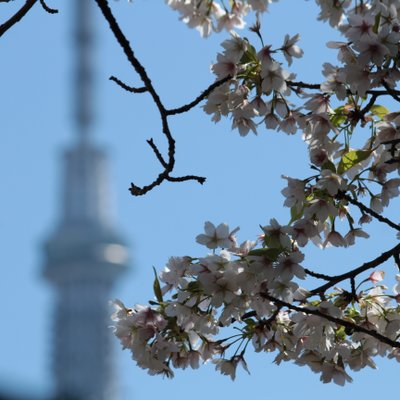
<box><xmin>369</xmin><ymin>270</ymin><xmax>385</xmax><ymax>284</ymax></box>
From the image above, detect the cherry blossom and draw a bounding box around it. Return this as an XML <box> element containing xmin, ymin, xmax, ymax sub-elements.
<box><xmin>111</xmin><ymin>0</ymin><xmax>400</xmax><ymax>386</ymax></box>
<box><xmin>196</xmin><ymin>221</ymin><xmax>239</xmax><ymax>249</ymax></box>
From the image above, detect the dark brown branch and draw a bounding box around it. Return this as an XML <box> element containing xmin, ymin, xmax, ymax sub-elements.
<box><xmin>350</xmin><ymin>276</ymin><xmax>356</xmax><ymax>298</ymax></box>
<box><xmin>310</xmin><ymin>242</ymin><xmax>400</xmax><ymax>295</ymax></box>
<box><xmin>0</xmin><ymin>0</ymin><xmax>37</xmax><ymax>37</ymax></box>
<box><xmin>360</xmin><ymin>93</ymin><xmax>378</xmax><ymax>116</ymax></box>
<box><xmin>339</xmin><ymin>192</ymin><xmax>400</xmax><ymax>232</ymax></box>
<box><xmin>288</xmin><ymin>81</ymin><xmax>320</xmax><ymax>90</ymax></box>
<box><xmin>288</xmin><ymin>80</ymin><xmax>400</xmax><ymax>98</ymax></box>
<box><xmin>262</xmin><ymin>293</ymin><xmax>400</xmax><ymax>348</ymax></box>
<box><xmin>367</xmin><ymin>89</ymin><xmax>400</xmax><ymax>96</ymax></box>
<box><xmin>166</xmin><ymin>175</ymin><xmax>206</xmax><ymax>184</ymax></box>
<box><xmin>147</xmin><ymin>138</ymin><xmax>167</xmax><ymax>168</ymax></box>
<box><xmin>304</xmin><ymin>268</ymin><xmax>334</xmax><ymax>281</ymax></box>
<box><xmin>166</xmin><ymin>75</ymin><xmax>232</xmax><ymax>115</ymax></box>
<box><xmin>240</xmin><ymin>311</ymin><xmax>257</xmax><ymax>320</ymax></box>
<box><xmin>39</xmin><ymin>0</ymin><xmax>57</xmax><ymax>13</ymax></box>
<box><xmin>109</xmin><ymin>75</ymin><xmax>147</xmax><ymax>93</ymax></box>
<box><xmin>381</xmin><ymin>80</ymin><xmax>400</xmax><ymax>103</ymax></box>
<box><xmin>95</xmin><ymin>0</ymin><xmax>206</xmax><ymax>196</ymax></box>
<box><xmin>394</xmin><ymin>253</ymin><xmax>400</xmax><ymax>272</ymax></box>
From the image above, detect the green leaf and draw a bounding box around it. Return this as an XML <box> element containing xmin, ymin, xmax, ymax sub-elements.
<box><xmin>247</xmin><ymin>43</ymin><xmax>257</xmax><ymax>59</ymax></box>
<box><xmin>345</xmin><ymin>307</ymin><xmax>360</xmax><ymax>320</ymax></box>
<box><xmin>240</xmin><ymin>50</ymin><xmax>258</xmax><ymax>64</ymax></box>
<box><xmin>330</xmin><ymin>106</ymin><xmax>347</xmax><ymax>127</ymax></box>
<box><xmin>373</xmin><ymin>12</ymin><xmax>381</xmax><ymax>34</ymax></box>
<box><xmin>337</xmin><ymin>149</ymin><xmax>372</xmax><ymax>175</ymax></box>
<box><xmin>248</xmin><ymin>247</ymin><xmax>282</xmax><ymax>261</ymax></box>
<box><xmin>187</xmin><ymin>281</ymin><xmax>201</xmax><ymax>293</ymax></box>
<box><xmin>289</xmin><ymin>205</ymin><xmax>303</xmax><ymax>224</ymax></box>
<box><xmin>321</xmin><ymin>160</ymin><xmax>336</xmax><ymax>173</ymax></box>
<box><xmin>152</xmin><ymin>267</ymin><xmax>163</xmax><ymax>303</ymax></box>
<box><xmin>244</xmin><ymin>318</ymin><xmax>256</xmax><ymax>328</ymax></box>
<box><xmin>370</xmin><ymin>104</ymin><xmax>389</xmax><ymax>119</ymax></box>
<box><xmin>335</xmin><ymin>325</ymin><xmax>347</xmax><ymax>341</ymax></box>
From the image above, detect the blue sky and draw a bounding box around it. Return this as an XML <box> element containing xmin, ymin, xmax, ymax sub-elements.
<box><xmin>1</xmin><ymin>1</ymin><xmax>399</xmax><ymax>399</ymax></box>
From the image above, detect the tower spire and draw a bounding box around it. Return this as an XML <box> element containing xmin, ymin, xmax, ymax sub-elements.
<box><xmin>61</xmin><ymin>0</ymin><xmax>110</xmax><ymax>227</ymax></box>
<box><xmin>75</xmin><ymin>0</ymin><xmax>93</xmax><ymax>143</ymax></box>
<box><xmin>42</xmin><ymin>1</ymin><xmax>129</xmax><ymax>399</ymax></box>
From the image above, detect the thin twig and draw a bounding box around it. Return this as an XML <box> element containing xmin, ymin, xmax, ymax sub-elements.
<box><xmin>310</xmin><ymin>242</ymin><xmax>400</xmax><ymax>295</ymax></box>
<box><xmin>109</xmin><ymin>75</ymin><xmax>147</xmax><ymax>93</ymax></box>
<box><xmin>39</xmin><ymin>0</ymin><xmax>58</xmax><ymax>13</ymax></box>
<box><xmin>304</xmin><ymin>268</ymin><xmax>334</xmax><ymax>281</ymax></box>
<box><xmin>288</xmin><ymin>80</ymin><xmax>400</xmax><ymax>97</ymax></box>
<box><xmin>262</xmin><ymin>292</ymin><xmax>400</xmax><ymax>348</ymax></box>
<box><xmin>166</xmin><ymin>75</ymin><xmax>232</xmax><ymax>115</ymax></box>
<box><xmin>95</xmin><ymin>0</ymin><xmax>206</xmax><ymax>196</ymax></box>
<box><xmin>360</xmin><ymin>93</ymin><xmax>378</xmax><ymax>116</ymax></box>
<box><xmin>147</xmin><ymin>138</ymin><xmax>167</xmax><ymax>168</ymax></box>
<box><xmin>339</xmin><ymin>192</ymin><xmax>400</xmax><ymax>232</ymax></box>
<box><xmin>166</xmin><ymin>175</ymin><xmax>206</xmax><ymax>184</ymax></box>
<box><xmin>381</xmin><ymin>80</ymin><xmax>400</xmax><ymax>103</ymax></box>
<box><xmin>0</xmin><ymin>0</ymin><xmax>37</xmax><ymax>37</ymax></box>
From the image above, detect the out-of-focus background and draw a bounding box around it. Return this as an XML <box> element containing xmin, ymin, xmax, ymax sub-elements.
<box><xmin>1</xmin><ymin>1</ymin><xmax>399</xmax><ymax>399</ymax></box>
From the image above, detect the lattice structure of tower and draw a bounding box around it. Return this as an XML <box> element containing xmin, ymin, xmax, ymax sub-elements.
<box><xmin>42</xmin><ymin>1</ymin><xmax>128</xmax><ymax>399</ymax></box>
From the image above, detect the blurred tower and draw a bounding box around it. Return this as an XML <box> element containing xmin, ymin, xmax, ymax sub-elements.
<box><xmin>42</xmin><ymin>1</ymin><xmax>128</xmax><ymax>399</ymax></box>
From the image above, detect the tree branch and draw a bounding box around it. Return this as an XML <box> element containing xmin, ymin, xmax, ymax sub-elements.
<box><xmin>39</xmin><ymin>0</ymin><xmax>57</xmax><ymax>14</ymax></box>
<box><xmin>339</xmin><ymin>192</ymin><xmax>400</xmax><ymax>232</ymax></box>
<box><xmin>381</xmin><ymin>80</ymin><xmax>400</xmax><ymax>103</ymax></box>
<box><xmin>304</xmin><ymin>268</ymin><xmax>334</xmax><ymax>281</ymax></box>
<box><xmin>166</xmin><ymin>175</ymin><xmax>206</xmax><ymax>184</ymax></box>
<box><xmin>146</xmin><ymin>138</ymin><xmax>168</xmax><ymax>169</ymax></box>
<box><xmin>0</xmin><ymin>0</ymin><xmax>37</xmax><ymax>37</ymax></box>
<box><xmin>109</xmin><ymin>75</ymin><xmax>147</xmax><ymax>93</ymax></box>
<box><xmin>166</xmin><ymin>75</ymin><xmax>232</xmax><ymax>115</ymax></box>
<box><xmin>288</xmin><ymin>81</ymin><xmax>320</xmax><ymax>90</ymax></box>
<box><xmin>262</xmin><ymin>292</ymin><xmax>400</xmax><ymax>349</ymax></box>
<box><xmin>288</xmin><ymin>80</ymin><xmax>400</xmax><ymax>97</ymax></box>
<box><xmin>360</xmin><ymin>93</ymin><xmax>378</xmax><ymax>116</ymax></box>
<box><xmin>394</xmin><ymin>252</ymin><xmax>400</xmax><ymax>272</ymax></box>
<box><xmin>95</xmin><ymin>0</ymin><xmax>206</xmax><ymax>196</ymax></box>
<box><xmin>310</xmin><ymin>242</ymin><xmax>400</xmax><ymax>295</ymax></box>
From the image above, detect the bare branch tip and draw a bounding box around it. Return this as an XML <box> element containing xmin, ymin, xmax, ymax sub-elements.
<box><xmin>109</xmin><ymin>75</ymin><xmax>147</xmax><ymax>94</ymax></box>
<box><xmin>39</xmin><ymin>0</ymin><xmax>58</xmax><ymax>14</ymax></box>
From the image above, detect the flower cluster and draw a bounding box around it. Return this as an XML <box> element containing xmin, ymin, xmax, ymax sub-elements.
<box><xmin>202</xmin><ymin>1</ymin><xmax>400</xmax><ymax>239</ymax></box>
<box><xmin>113</xmin><ymin>221</ymin><xmax>400</xmax><ymax>384</ymax></box>
<box><xmin>114</xmin><ymin>0</ymin><xmax>400</xmax><ymax>385</ymax></box>
<box><xmin>204</xmin><ymin>31</ymin><xmax>302</xmax><ymax>136</ymax></box>
<box><xmin>165</xmin><ymin>0</ymin><xmax>277</xmax><ymax>37</ymax></box>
